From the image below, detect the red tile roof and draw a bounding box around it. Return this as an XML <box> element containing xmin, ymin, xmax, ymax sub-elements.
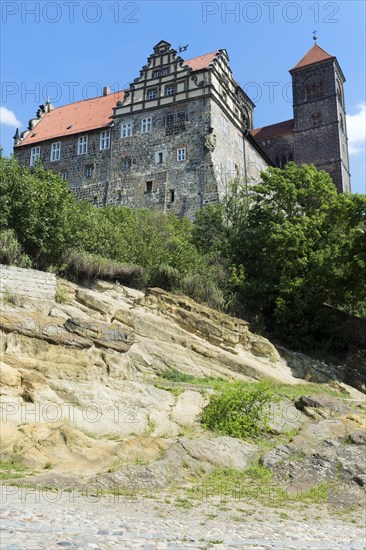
<box><xmin>17</xmin><ymin>51</ymin><xmax>219</xmax><ymax>148</ymax></box>
<box><xmin>185</xmin><ymin>51</ymin><xmax>219</xmax><ymax>71</ymax></box>
<box><xmin>251</xmin><ymin>119</ymin><xmax>294</xmax><ymax>140</ymax></box>
<box><xmin>19</xmin><ymin>91</ymin><xmax>125</xmax><ymax>147</ymax></box>
<box><xmin>291</xmin><ymin>44</ymin><xmax>334</xmax><ymax>71</ymax></box>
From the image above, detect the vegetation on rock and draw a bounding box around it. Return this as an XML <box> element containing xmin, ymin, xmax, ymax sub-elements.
<box><xmin>1</xmin><ymin>153</ymin><xmax>365</xmax><ymax>354</ymax></box>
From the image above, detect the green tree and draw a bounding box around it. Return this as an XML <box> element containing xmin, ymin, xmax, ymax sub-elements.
<box><xmin>234</xmin><ymin>163</ymin><xmax>366</xmax><ymax>349</ymax></box>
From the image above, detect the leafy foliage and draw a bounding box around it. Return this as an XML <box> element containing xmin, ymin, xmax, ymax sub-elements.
<box><xmin>202</xmin><ymin>381</ymin><xmax>274</xmax><ymax>439</ymax></box>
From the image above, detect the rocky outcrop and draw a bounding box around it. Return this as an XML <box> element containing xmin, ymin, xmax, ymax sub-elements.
<box><xmin>1</xmin><ymin>277</ymin><xmax>365</xmax><ymax>507</ymax></box>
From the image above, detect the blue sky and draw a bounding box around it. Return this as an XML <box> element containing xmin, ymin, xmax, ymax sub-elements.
<box><xmin>1</xmin><ymin>0</ymin><xmax>365</xmax><ymax>193</ymax></box>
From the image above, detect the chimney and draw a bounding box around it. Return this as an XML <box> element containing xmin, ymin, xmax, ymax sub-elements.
<box><xmin>103</xmin><ymin>86</ymin><xmax>111</xmax><ymax>96</ymax></box>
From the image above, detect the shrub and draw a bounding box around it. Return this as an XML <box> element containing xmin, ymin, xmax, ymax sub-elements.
<box><xmin>62</xmin><ymin>250</ymin><xmax>146</xmax><ymax>288</ymax></box>
<box><xmin>201</xmin><ymin>381</ymin><xmax>274</xmax><ymax>439</ymax></box>
<box><xmin>149</xmin><ymin>265</ymin><xmax>182</xmax><ymax>291</ymax></box>
<box><xmin>0</xmin><ymin>229</ymin><xmax>31</xmax><ymax>268</ymax></box>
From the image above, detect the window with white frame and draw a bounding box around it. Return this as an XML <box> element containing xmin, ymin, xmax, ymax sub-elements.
<box><xmin>177</xmin><ymin>147</ymin><xmax>186</xmax><ymax>161</ymax></box>
<box><xmin>50</xmin><ymin>142</ymin><xmax>61</xmax><ymax>162</ymax></box>
<box><xmin>85</xmin><ymin>166</ymin><xmax>93</xmax><ymax>178</ymax></box>
<box><xmin>165</xmin><ymin>85</ymin><xmax>175</xmax><ymax>96</ymax></box>
<box><xmin>100</xmin><ymin>131</ymin><xmax>110</xmax><ymax>150</ymax></box>
<box><xmin>61</xmin><ymin>172</ymin><xmax>68</xmax><ymax>181</ymax></box>
<box><xmin>141</xmin><ymin>117</ymin><xmax>152</xmax><ymax>133</ymax></box>
<box><xmin>122</xmin><ymin>158</ymin><xmax>131</xmax><ymax>170</ymax></box>
<box><xmin>121</xmin><ymin>122</ymin><xmax>132</xmax><ymax>138</ymax></box>
<box><xmin>222</xmin><ymin>116</ymin><xmax>228</xmax><ymax>135</ymax></box>
<box><xmin>77</xmin><ymin>135</ymin><xmax>88</xmax><ymax>155</ymax></box>
<box><xmin>30</xmin><ymin>146</ymin><xmax>40</xmax><ymax>166</ymax></box>
<box><xmin>147</xmin><ymin>89</ymin><xmax>157</xmax><ymax>100</ymax></box>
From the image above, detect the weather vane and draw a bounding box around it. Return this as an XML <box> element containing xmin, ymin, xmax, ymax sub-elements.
<box><xmin>313</xmin><ymin>30</ymin><xmax>318</xmax><ymax>43</ymax></box>
<box><xmin>179</xmin><ymin>44</ymin><xmax>188</xmax><ymax>53</ymax></box>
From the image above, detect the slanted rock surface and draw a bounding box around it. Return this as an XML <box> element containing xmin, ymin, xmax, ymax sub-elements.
<box><xmin>1</xmin><ymin>277</ymin><xmax>365</xmax><ymax>508</ymax></box>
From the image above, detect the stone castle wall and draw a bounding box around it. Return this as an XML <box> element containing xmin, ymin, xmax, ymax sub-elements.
<box><xmin>0</xmin><ymin>265</ymin><xmax>56</xmax><ymax>301</ymax></box>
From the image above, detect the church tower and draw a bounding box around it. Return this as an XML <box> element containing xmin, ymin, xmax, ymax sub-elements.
<box><xmin>290</xmin><ymin>42</ymin><xmax>351</xmax><ymax>193</ymax></box>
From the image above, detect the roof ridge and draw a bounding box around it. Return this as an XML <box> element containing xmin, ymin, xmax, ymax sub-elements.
<box><xmin>185</xmin><ymin>50</ymin><xmax>219</xmax><ymax>62</ymax></box>
<box><xmin>48</xmin><ymin>89</ymin><xmax>126</xmax><ymax>112</ymax></box>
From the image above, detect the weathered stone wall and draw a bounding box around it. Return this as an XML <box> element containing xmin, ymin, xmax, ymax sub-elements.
<box><xmin>256</xmin><ymin>132</ymin><xmax>294</xmax><ymax>167</ymax></box>
<box><xmin>0</xmin><ymin>265</ymin><xmax>56</xmax><ymax>300</ymax></box>
<box><xmin>292</xmin><ymin>59</ymin><xmax>350</xmax><ymax>193</ymax></box>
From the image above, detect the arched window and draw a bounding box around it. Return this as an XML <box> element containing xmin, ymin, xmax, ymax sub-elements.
<box><xmin>281</xmin><ymin>155</ymin><xmax>287</xmax><ymax>168</ymax></box>
<box><xmin>340</xmin><ymin>114</ymin><xmax>344</xmax><ymax>132</ymax></box>
<box><xmin>337</xmin><ymin>83</ymin><xmax>344</xmax><ymax>108</ymax></box>
<box><xmin>311</xmin><ymin>112</ymin><xmax>322</xmax><ymax>126</ymax></box>
<box><xmin>305</xmin><ymin>80</ymin><xmax>325</xmax><ymax>101</ymax></box>
<box><xmin>275</xmin><ymin>156</ymin><xmax>280</xmax><ymax>167</ymax></box>
<box><xmin>289</xmin><ymin>152</ymin><xmax>293</xmax><ymax>162</ymax></box>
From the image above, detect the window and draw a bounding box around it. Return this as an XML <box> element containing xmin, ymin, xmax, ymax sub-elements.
<box><xmin>121</xmin><ymin>122</ymin><xmax>132</xmax><ymax>138</ymax></box>
<box><xmin>340</xmin><ymin>114</ymin><xmax>344</xmax><ymax>132</ymax></box>
<box><xmin>30</xmin><ymin>146</ymin><xmax>40</xmax><ymax>166</ymax></box>
<box><xmin>141</xmin><ymin>118</ymin><xmax>152</xmax><ymax>133</ymax></box>
<box><xmin>311</xmin><ymin>112</ymin><xmax>322</xmax><ymax>126</ymax></box>
<box><xmin>93</xmin><ymin>196</ymin><xmax>97</xmax><ymax>204</ymax></box>
<box><xmin>165</xmin><ymin>111</ymin><xmax>187</xmax><ymax>126</ymax></box>
<box><xmin>165</xmin><ymin>85</ymin><xmax>175</xmax><ymax>96</ymax></box>
<box><xmin>61</xmin><ymin>172</ymin><xmax>68</xmax><ymax>181</ymax></box>
<box><xmin>222</xmin><ymin>116</ymin><xmax>228</xmax><ymax>135</ymax></box>
<box><xmin>77</xmin><ymin>135</ymin><xmax>88</xmax><ymax>155</ymax></box>
<box><xmin>122</xmin><ymin>158</ymin><xmax>131</xmax><ymax>170</ymax></box>
<box><xmin>305</xmin><ymin>81</ymin><xmax>325</xmax><ymax>101</ymax></box>
<box><xmin>158</xmin><ymin>152</ymin><xmax>163</xmax><ymax>164</ymax></box>
<box><xmin>170</xmin><ymin>189</ymin><xmax>175</xmax><ymax>203</ymax></box>
<box><xmin>100</xmin><ymin>131</ymin><xmax>110</xmax><ymax>150</ymax></box>
<box><xmin>50</xmin><ymin>142</ymin><xmax>61</xmax><ymax>162</ymax></box>
<box><xmin>146</xmin><ymin>181</ymin><xmax>153</xmax><ymax>193</ymax></box>
<box><xmin>85</xmin><ymin>166</ymin><xmax>93</xmax><ymax>178</ymax></box>
<box><xmin>153</xmin><ymin>67</ymin><xmax>169</xmax><ymax>78</ymax></box>
<box><xmin>227</xmin><ymin>159</ymin><xmax>234</xmax><ymax>174</ymax></box>
<box><xmin>147</xmin><ymin>89</ymin><xmax>157</xmax><ymax>100</ymax></box>
<box><xmin>177</xmin><ymin>147</ymin><xmax>186</xmax><ymax>161</ymax></box>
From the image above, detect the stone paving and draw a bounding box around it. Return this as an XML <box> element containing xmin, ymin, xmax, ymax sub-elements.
<box><xmin>1</xmin><ymin>486</ymin><xmax>365</xmax><ymax>549</ymax></box>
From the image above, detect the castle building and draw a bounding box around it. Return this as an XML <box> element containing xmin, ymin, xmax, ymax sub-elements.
<box><xmin>13</xmin><ymin>40</ymin><xmax>350</xmax><ymax>219</ymax></box>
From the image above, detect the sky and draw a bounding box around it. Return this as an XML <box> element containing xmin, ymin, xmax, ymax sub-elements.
<box><xmin>1</xmin><ymin>0</ymin><xmax>365</xmax><ymax>193</ymax></box>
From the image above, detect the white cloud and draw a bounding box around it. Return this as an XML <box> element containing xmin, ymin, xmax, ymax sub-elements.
<box><xmin>346</xmin><ymin>103</ymin><xmax>366</xmax><ymax>156</ymax></box>
<box><xmin>0</xmin><ymin>106</ymin><xmax>22</xmax><ymax>128</ymax></box>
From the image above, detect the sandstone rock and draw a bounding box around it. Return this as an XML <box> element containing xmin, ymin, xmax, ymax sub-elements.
<box><xmin>171</xmin><ymin>390</ymin><xmax>205</xmax><ymax>426</ymax></box>
<box><xmin>0</xmin><ymin>361</ymin><xmax>21</xmax><ymax>388</ymax></box>
<box><xmin>64</xmin><ymin>318</ymin><xmax>134</xmax><ymax>352</ymax></box>
<box><xmin>264</xmin><ymin>398</ymin><xmax>307</xmax><ymax>434</ymax></box>
<box><xmin>349</xmin><ymin>431</ymin><xmax>366</xmax><ymax>445</ymax></box>
<box><xmin>180</xmin><ymin>436</ymin><xmax>260</xmax><ymax>470</ymax></box>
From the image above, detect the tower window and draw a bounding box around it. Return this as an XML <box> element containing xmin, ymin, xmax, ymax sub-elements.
<box><xmin>305</xmin><ymin>81</ymin><xmax>325</xmax><ymax>101</ymax></box>
<box><xmin>122</xmin><ymin>158</ymin><xmax>131</xmax><ymax>170</ymax></box>
<box><xmin>311</xmin><ymin>112</ymin><xmax>322</xmax><ymax>126</ymax></box>
<box><xmin>146</xmin><ymin>181</ymin><xmax>153</xmax><ymax>193</ymax></box>
<box><xmin>170</xmin><ymin>189</ymin><xmax>175</xmax><ymax>203</ymax></box>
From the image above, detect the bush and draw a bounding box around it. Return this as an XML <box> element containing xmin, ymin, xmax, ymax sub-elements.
<box><xmin>0</xmin><ymin>229</ymin><xmax>31</xmax><ymax>268</ymax></box>
<box><xmin>62</xmin><ymin>250</ymin><xmax>146</xmax><ymax>288</ymax></box>
<box><xmin>149</xmin><ymin>265</ymin><xmax>182</xmax><ymax>291</ymax></box>
<box><xmin>201</xmin><ymin>381</ymin><xmax>274</xmax><ymax>439</ymax></box>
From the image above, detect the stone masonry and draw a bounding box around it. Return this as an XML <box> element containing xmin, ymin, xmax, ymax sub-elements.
<box><xmin>0</xmin><ymin>264</ymin><xmax>56</xmax><ymax>301</ymax></box>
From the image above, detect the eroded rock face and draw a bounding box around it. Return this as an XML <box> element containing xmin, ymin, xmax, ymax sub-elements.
<box><xmin>1</xmin><ymin>278</ymin><xmax>365</xmax><ymax>498</ymax></box>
